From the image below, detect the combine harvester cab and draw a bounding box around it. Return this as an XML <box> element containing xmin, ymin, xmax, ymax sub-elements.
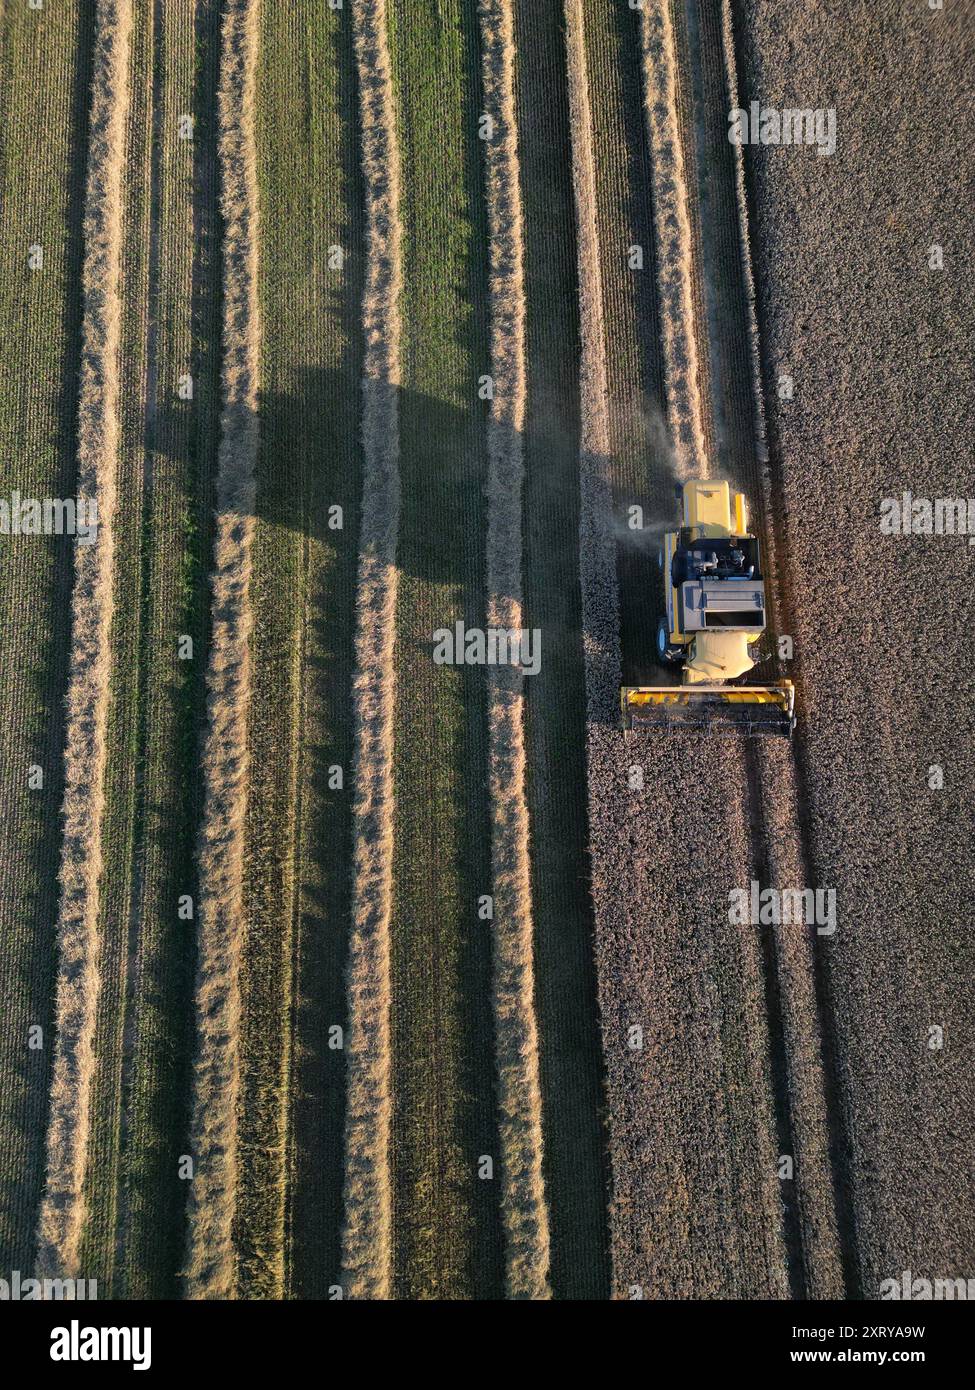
<box><xmin>622</xmin><ymin>479</ymin><xmax>795</xmax><ymax>738</ymax></box>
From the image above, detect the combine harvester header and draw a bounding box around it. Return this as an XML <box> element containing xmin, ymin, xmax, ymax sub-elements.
<box><xmin>622</xmin><ymin>479</ymin><xmax>795</xmax><ymax>738</ymax></box>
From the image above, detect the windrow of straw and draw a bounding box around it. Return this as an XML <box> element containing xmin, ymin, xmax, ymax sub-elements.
<box><xmin>36</xmin><ymin>0</ymin><xmax>133</xmax><ymax>1283</ymax></box>
<box><xmin>637</xmin><ymin>0</ymin><xmax>707</xmax><ymax>477</ymax></box>
<box><xmin>183</xmin><ymin>0</ymin><xmax>262</xmax><ymax>1300</ymax></box>
<box><xmin>479</xmin><ymin>0</ymin><xmax>551</xmax><ymax>1300</ymax></box>
<box><xmin>339</xmin><ymin>0</ymin><xmax>403</xmax><ymax>1302</ymax></box>
<box><xmin>563</xmin><ymin>0</ymin><xmax>620</xmax><ymax>723</ymax></box>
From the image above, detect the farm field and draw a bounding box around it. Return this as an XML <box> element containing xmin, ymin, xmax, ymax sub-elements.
<box><xmin>0</xmin><ymin>0</ymin><xmax>970</xmax><ymax>1304</ymax></box>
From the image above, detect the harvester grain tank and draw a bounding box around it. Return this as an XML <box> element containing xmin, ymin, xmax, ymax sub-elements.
<box><xmin>622</xmin><ymin>478</ymin><xmax>795</xmax><ymax>737</ymax></box>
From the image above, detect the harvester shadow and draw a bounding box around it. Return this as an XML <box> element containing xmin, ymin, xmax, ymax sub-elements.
<box><xmin>148</xmin><ymin>354</ymin><xmax>677</xmax><ymax>1295</ymax></box>
<box><xmin>148</xmin><ymin>371</ymin><xmax>508</xmax><ymax>1298</ymax></box>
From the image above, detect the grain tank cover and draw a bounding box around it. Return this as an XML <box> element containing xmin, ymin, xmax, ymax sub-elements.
<box><xmin>679</xmin><ymin>578</ymin><xmax>766</xmax><ymax>632</ymax></box>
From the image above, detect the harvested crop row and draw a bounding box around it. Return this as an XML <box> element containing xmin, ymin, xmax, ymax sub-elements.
<box><xmin>339</xmin><ymin>0</ymin><xmax>401</xmax><ymax>1303</ymax></box>
<box><xmin>35</xmin><ymin>0</ymin><xmax>132</xmax><ymax>1282</ymax></box>
<box><xmin>76</xmin><ymin>0</ymin><xmax>223</xmax><ymax>1299</ymax></box>
<box><xmin>184</xmin><ymin>0</ymin><xmax>261</xmax><ymax>1301</ymax></box>
<box><xmin>636</xmin><ymin>0</ymin><xmax>707</xmax><ymax>479</ymax></box>
<box><xmin>0</xmin><ymin>1</ymin><xmax>92</xmax><ymax>1273</ymax></box>
<box><xmin>575</xmin><ymin>0</ymin><xmax>665</xmax><ymax>686</ymax></box>
<box><xmin>563</xmin><ymin>0</ymin><xmax>619</xmax><ymax>725</ymax></box>
<box><xmin>78</xmin><ymin>0</ymin><xmax>158</xmax><ymax>1294</ymax></box>
<box><xmin>478</xmin><ymin>0</ymin><xmax>550</xmax><ymax>1301</ymax></box>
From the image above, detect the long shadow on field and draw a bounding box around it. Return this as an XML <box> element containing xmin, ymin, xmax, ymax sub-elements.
<box><xmin>152</xmin><ymin>363</ymin><xmax>616</xmax><ymax>1297</ymax></box>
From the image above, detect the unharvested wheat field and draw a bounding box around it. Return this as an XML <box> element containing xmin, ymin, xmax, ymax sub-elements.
<box><xmin>0</xmin><ymin>0</ymin><xmax>971</xmax><ymax>1305</ymax></box>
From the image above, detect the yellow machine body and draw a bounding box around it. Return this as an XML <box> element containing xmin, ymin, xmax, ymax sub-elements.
<box><xmin>622</xmin><ymin>479</ymin><xmax>796</xmax><ymax>738</ymax></box>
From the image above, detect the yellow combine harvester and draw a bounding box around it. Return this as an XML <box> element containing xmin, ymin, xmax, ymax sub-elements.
<box><xmin>622</xmin><ymin>479</ymin><xmax>795</xmax><ymax>738</ymax></box>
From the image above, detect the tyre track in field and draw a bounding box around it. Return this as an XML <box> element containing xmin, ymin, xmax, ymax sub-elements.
<box><xmin>340</xmin><ymin>0</ymin><xmax>401</xmax><ymax>1302</ymax></box>
<box><xmin>36</xmin><ymin>0</ymin><xmax>132</xmax><ymax>1282</ymax></box>
<box><xmin>184</xmin><ymin>0</ymin><xmax>261</xmax><ymax>1300</ymax></box>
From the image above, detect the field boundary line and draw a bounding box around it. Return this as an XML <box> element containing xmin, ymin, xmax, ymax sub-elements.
<box><xmin>340</xmin><ymin>0</ymin><xmax>402</xmax><ymax>1302</ymax></box>
<box><xmin>35</xmin><ymin>0</ymin><xmax>133</xmax><ymax>1282</ymax></box>
<box><xmin>479</xmin><ymin>0</ymin><xmax>551</xmax><ymax>1300</ymax></box>
<box><xmin>637</xmin><ymin>0</ymin><xmax>707</xmax><ymax>477</ymax></box>
<box><xmin>184</xmin><ymin>0</ymin><xmax>262</xmax><ymax>1300</ymax></box>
